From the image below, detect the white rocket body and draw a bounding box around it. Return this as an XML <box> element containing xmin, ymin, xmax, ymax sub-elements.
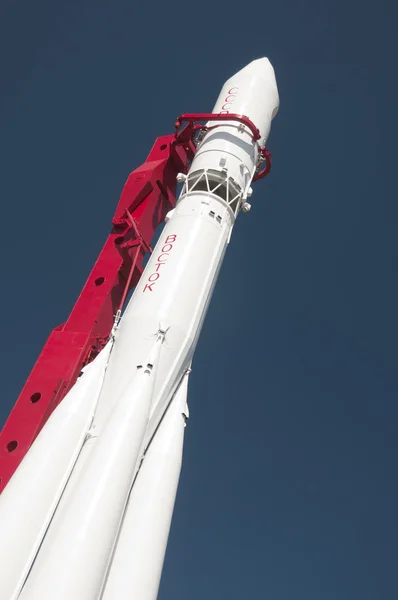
<box><xmin>0</xmin><ymin>58</ymin><xmax>279</xmax><ymax>600</ymax></box>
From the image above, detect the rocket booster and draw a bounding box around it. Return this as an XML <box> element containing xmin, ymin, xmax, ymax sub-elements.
<box><xmin>0</xmin><ymin>58</ymin><xmax>279</xmax><ymax>599</ymax></box>
<box><xmin>0</xmin><ymin>343</ymin><xmax>113</xmax><ymax>600</ymax></box>
<box><xmin>101</xmin><ymin>370</ymin><xmax>190</xmax><ymax>600</ymax></box>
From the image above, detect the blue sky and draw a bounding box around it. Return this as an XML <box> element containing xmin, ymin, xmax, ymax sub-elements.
<box><xmin>1</xmin><ymin>1</ymin><xmax>397</xmax><ymax>598</ymax></box>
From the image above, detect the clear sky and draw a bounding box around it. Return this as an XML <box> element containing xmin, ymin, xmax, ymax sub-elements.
<box><xmin>1</xmin><ymin>1</ymin><xmax>397</xmax><ymax>598</ymax></box>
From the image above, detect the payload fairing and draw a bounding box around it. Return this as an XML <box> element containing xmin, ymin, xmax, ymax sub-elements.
<box><xmin>0</xmin><ymin>57</ymin><xmax>279</xmax><ymax>599</ymax></box>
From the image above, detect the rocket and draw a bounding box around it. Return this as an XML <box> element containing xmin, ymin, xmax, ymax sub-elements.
<box><xmin>0</xmin><ymin>57</ymin><xmax>279</xmax><ymax>599</ymax></box>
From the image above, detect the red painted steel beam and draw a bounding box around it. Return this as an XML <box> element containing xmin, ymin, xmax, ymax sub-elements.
<box><xmin>0</xmin><ymin>131</ymin><xmax>196</xmax><ymax>492</ymax></box>
<box><xmin>175</xmin><ymin>112</ymin><xmax>262</xmax><ymax>141</ymax></box>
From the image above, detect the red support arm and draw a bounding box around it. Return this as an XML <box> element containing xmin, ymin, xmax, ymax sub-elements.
<box><xmin>175</xmin><ymin>112</ymin><xmax>262</xmax><ymax>141</ymax></box>
<box><xmin>174</xmin><ymin>113</ymin><xmax>272</xmax><ymax>180</ymax></box>
<box><xmin>0</xmin><ymin>132</ymin><xmax>195</xmax><ymax>492</ymax></box>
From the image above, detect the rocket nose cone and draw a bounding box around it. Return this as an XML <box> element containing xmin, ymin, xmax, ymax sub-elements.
<box><xmin>237</xmin><ymin>57</ymin><xmax>279</xmax><ymax>117</ymax></box>
<box><xmin>211</xmin><ymin>56</ymin><xmax>279</xmax><ymax>144</ymax></box>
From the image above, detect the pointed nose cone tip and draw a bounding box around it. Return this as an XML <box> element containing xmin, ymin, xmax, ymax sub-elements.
<box><xmin>238</xmin><ymin>57</ymin><xmax>274</xmax><ymax>77</ymax></box>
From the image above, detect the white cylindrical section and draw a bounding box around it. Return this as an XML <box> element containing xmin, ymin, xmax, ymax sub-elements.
<box><xmin>102</xmin><ymin>372</ymin><xmax>189</xmax><ymax>600</ymax></box>
<box><xmin>93</xmin><ymin>191</ymin><xmax>233</xmax><ymax>442</ymax></box>
<box><xmin>0</xmin><ymin>342</ymin><xmax>112</xmax><ymax>600</ymax></box>
<box><xmin>190</xmin><ymin>126</ymin><xmax>257</xmax><ymax>196</ymax></box>
<box><xmin>19</xmin><ymin>341</ymin><xmax>162</xmax><ymax>600</ymax></box>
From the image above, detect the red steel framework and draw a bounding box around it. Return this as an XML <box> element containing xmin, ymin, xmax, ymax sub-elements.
<box><xmin>0</xmin><ymin>115</ymin><xmax>271</xmax><ymax>493</ymax></box>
